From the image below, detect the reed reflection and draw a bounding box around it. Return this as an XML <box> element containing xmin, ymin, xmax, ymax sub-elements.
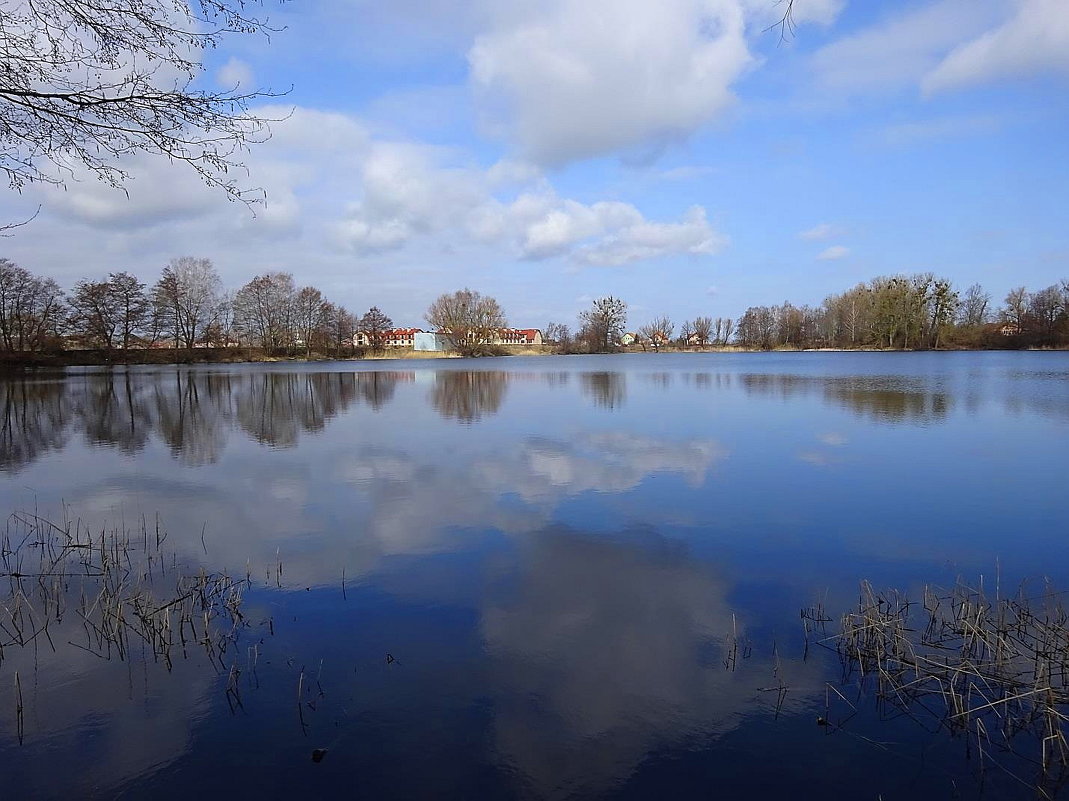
<box><xmin>430</xmin><ymin>370</ymin><xmax>509</xmax><ymax>422</ymax></box>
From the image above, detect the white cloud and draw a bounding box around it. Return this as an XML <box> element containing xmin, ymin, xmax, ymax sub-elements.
<box><xmin>334</xmin><ymin>141</ymin><xmax>487</xmax><ymax>255</ymax></box>
<box><xmin>576</xmin><ymin>206</ymin><xmax>727</xmax><ymax>266</ymax></box>
<box><xmin>468</xmin><ymin>0</ymin><xmax>754</xmax><ymax>165</ymax></box>
<box><xmin>810</xmin><ymin>0</ymin><xmax>1005</xmax><ymax>95</ymax></box>
<box><xmin>217</xmin><ymin>57</ymin><xmax>255</xmax><ymax>90</ymax></box>
<box><xmin>816</xmin><ymin>244</ymin><xmax>849</xmax><ymax>260</ymax></box>
<box><xmin>38</xmin><ymin>153</ymin><xmax>218</xmax><ymax>230</ymax></box>
<box><xmin>799</xmin><ymin>222</ymin><xmax>837</xmax><ymax>240</ymax></box>
<box><xmin>482</xmin><ymin>193</ymin><xmax>726</xmax><ymax>265</ymax></box>
<box><xmin>923</xmin><ymin>0</ymin><xmax>1069</xmax><ymax>94</ymax></box>
<box><xmin>334</xmin><ymin>151</ymin><xmax>728</xmax><ymax>266</ymax></box>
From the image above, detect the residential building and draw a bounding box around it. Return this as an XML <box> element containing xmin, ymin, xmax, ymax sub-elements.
<box><xmin>354</xmin><ymin>328</ymin><xmax>423</xmax><ymax>348</ymax></box>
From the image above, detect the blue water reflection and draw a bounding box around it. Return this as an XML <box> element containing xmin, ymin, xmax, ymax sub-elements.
<box><xmin>1</xmin><ymin>352</ymin><xmax>1067</xmax><ymax>798</ymax></box>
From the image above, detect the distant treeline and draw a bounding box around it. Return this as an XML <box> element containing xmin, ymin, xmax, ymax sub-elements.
<box><xmin>0</xmin><ymin>258</ymin><xmax>395</xmax><ymax>357</ymax></box>
<box><xmin>733</xmin><ymin>275</ymin><xmax>1069</xmax><ymax>350</ymax></box>
<box><xmin>2</xmin><ymin>257</ymin><xmax>1067</xmax><ymax>358</ymax></box>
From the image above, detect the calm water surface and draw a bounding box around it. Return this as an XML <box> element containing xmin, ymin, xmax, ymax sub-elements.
<box><xmin>1</xmin><ymin>352</ymin><xmax>1067</xmax><ymax>799</ymax></box>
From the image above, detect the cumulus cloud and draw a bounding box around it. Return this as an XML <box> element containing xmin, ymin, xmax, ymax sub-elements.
<box><xmin>334</xmin><ymin>153</ymin><xmax>727</xmax><ymax>266</ymax></box>
<box><xmin>816</xmin><ymin>244</ymin><xmax>849</xmax><ymax>260</ymax></box>
<box><xmin>576</xmin><ymin>206</ymin><xmax>726</xmax><ymax>266</ymax></box>
<box><xmin>474</xmin><ymin>193</ymin><xmax>726</xmax><ymax>265</ymax></box>
<box><xmin>334</xmin><ymin>142</ymin><xmax>487</xmax><ymax>255</ymax></box>
<box><xmin>468</xmin><ymin>0</ymin><xmax>754</xmax><ymax>165</ymax></box>
<box><xmin>923</xmin><ymin>0</ymin><xmax>1069</xmax><ymax>93</ymax></box>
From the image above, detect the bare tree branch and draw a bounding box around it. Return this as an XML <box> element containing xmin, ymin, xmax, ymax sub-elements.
<box><xmin>0</xmin><ymin>0</ymin><xmax>288</xmax><ymax>204</ymax></box>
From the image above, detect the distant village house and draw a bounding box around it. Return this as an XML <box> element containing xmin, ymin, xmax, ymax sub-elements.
<box><xmin>358</xmin><ymin>328</ymin><xmax>544</xmax><ymax>350</ymax></box>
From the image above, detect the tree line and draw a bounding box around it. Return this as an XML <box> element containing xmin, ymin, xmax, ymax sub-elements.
<box><xmin>546</xmin><ymin>274</ymin><xmax>1069</xmax><ymax>353</ymax></box>
<box><xmin>2</xmin><ymin>258</ymin><xmax>1067</xmax><ymax>356</ymax></box>
<box><xmin>733</xmin><ymin>275</ymin><xmax>1069</xmax><ymax>350</ymax></box>
<box><xmin>0</xmin><ymin>257</ymin><xmax>398</xmax><ymax>355</ymax></box>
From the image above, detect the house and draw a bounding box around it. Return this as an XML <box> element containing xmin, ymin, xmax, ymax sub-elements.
<box><xmin>354</xmin><ymin>328</ymin><xmax>423</xmax><ymax>348</ymax></box>
<box><xmin>496</xmin><ymin>328</ymin><xmax>543</xmax><ymax>346</ymax></box>
<box><xmin>619</xmin><ymin>332</ymin><xmax>637</xmax><ymax>346</ymax></box>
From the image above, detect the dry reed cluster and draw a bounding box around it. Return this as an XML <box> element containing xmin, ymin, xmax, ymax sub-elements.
<box><xmin>1</xmin><ymin>509</ymin><xmax>251</xmax><ymax>743</ymax></box>
<box><xmin>825</xmin><ymin>579</ymin><xmax>1069</xmax><ymax>797</ymax></box>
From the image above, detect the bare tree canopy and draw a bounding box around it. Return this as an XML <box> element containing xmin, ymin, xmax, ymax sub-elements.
<box><xmin>425</xmin><ymin>288</ymin><xmax>506</xmax><ymax>356</ymax></box>
<box><xmin>0</xmin><ymin>258</ymin><xmax>63</xmax><ymax>350</ymax></box>
<box><xmin>359</xmin><ymin>307</ymin><xmax>393</xmax><ymax>351</ymax></box>
<box><xmin>638</xmin><ymin>316</ymin><xmax>673</xmax><ymax>351</ymax></box>
<box><xmin>578</xmin><ymin>296</ymin><xmax>627</xmax><ymax>353</ymax></box>
<box><xmin>232</xmin><ymin>272</ymin><xmax>295</xmax><ymax>351</ymax></box>
<box><xmin>152</xmin><ymin>256</ymin><xmax>222</xmax><ymax>348</ymax></box>
<box><xmin>0</xmin><ymin>0</ymin><xmax>283</xmax><ymax>200</ymax></box>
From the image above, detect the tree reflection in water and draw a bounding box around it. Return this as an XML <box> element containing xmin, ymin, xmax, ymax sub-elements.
<box><xmin>0</xmin><ymin>369</ymin><xmax>415</xmax><ymax>470</ymax></box>
<box><xmin>0</xmin><ymin>377</ymin><xmax>71</xmax><ymax>471</ymax></box>
<box><xmin>738</xmin><ymin>373</ymin><xmax>954</xmax><ymax>424</ymax></box>
<box><xmin>580</xmin><ymin>371</ymin><xmax>626</xmax><ymax>409</ymax></box>
<box><xmin>430</xmin><ymin>370</ymin><xmax>509</xmax><ymax>422</ymax></box>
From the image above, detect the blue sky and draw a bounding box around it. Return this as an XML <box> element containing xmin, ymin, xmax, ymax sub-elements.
<box><xmin>2</xmin><ymin>0</ymin><xmax>1067</xmax><ymax>330</ymax></box>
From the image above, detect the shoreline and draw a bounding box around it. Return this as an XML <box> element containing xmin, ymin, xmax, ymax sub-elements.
<box><xmin>2</xmin><ymin>344</ymin><xmax>1066</xmax><ymax>371</ymax></box>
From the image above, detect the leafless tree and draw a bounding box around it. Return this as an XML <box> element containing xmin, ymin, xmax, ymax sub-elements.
<box><xmin>324</xmin><ymin>303</ymin><xmax>356</xmax><ymax>356</ymax></box>
<box><xmin>152</xmin><ymin>257</ymin><xmax>222</xmax><ymax>348</ymax></box>
<box><xmin>577</xmin><ymin>296</ymin><xmax>627</xmax><ymax>353</ymax></box>
<box><xmin>638</xmin><ymin>316</ymin><xmax>673</xmax><ymax>351</ymax></box>
<box><xmin>679</xmin><ymin>320</ymin><xmax>693</xmax><ymax>348</ymax></box>
<box><xmin>358</xmin><ymin>307</ymin><xmax>393</xmax><ymax>352</ymax></box>
<box><xmin>692</xmin><ymin>316</ymin><xmax>712</xmax><ymax>347</ymax></box>
<box><xmin>69</xmin><ymin>270</ymin><xmax>150</xmax><ymax>349</ymax></box>
<box><xmin>0</xmin><ymin>258</ymin><xmax>64</xmax><ymax>351</ymax></box>
<box><xmin>69</xmin><ymin>278</ymin><xmax>121</xmax><ymax>348</ymax></box>
<box><xmin>0</xmin><ymin>0</ymin><xmax>284</xmax><ymax>202</ymax></box>
<box><xmin>232</xmin><ymin>272</ymin><xmax>295</xmax><ymax>351</ymax></box>
<box><xmin>1029</xmin><ymin>285</ymin><xmax>1064</xmax><ymax>345</ymax></box>
<box><xmin>426</xmin><ymin>288</ymin><xmax>507</xmax><ymax>355</ymax></box>
<box><xmin>110</xmin><ymin>271</ymin><xmax>151</xmax><ymax>348</ymax></box>
<box><xmin>292</xmin><ymin>286</ymin><xmax>329</xmax><ymax>356</ymax></box>
<box><xmin>957</xmin><ymin>284</ymin><xmax>991</xmax><ymax>328</ymax></box>
<box><xmin>542</xmin><ymin>322</ymin><xmax>569</xmax><ymax>345</ymax></box>
<box><xmin>1002</xmin><ymin>287</ymin><xmax>1029</xmax><ymax>333</ymax></box>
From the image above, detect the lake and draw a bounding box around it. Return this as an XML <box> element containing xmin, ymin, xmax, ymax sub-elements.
<box><xmin>1</xmin><ymin>351</ymin><xmax>1067</xmax><ymax>799</ymax></box>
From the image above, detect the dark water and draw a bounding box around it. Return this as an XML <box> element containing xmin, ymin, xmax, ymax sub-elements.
<box><xmin>1</xmin><ymin>352</ymin><xmax>1067</xmax><ymax>799</ymax></box>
